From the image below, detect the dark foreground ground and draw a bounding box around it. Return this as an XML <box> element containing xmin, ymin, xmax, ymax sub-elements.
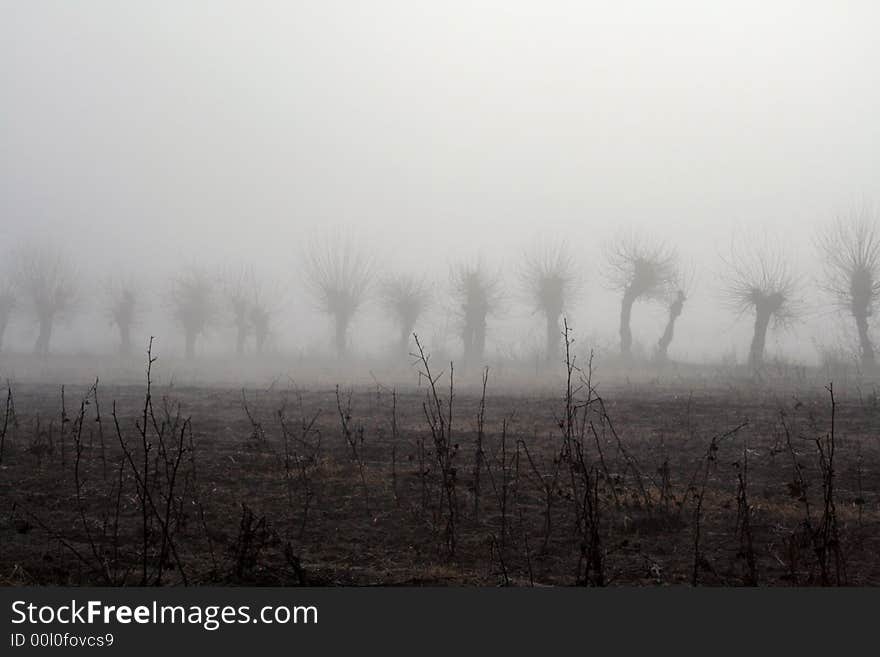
<box><xmin>1</xmin><ymin>360</ymin><xmax>879</xmax><ymax>586</ymax></box>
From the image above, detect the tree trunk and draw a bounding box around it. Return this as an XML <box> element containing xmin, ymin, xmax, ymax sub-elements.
<box><xmin>657</xmin><ymin>296</ymin><xmax>684</xmax><ymax>362</ymax></box>
<box><xmin>462</xmin><ymin>315</ymin><xmax>487</xmax><ymax>364</ymax></box>
<box><xmin>854</xmin><ymin>310</ymin><xmax>875</xmax><ymax>370</ymax></box>
<box><xmin>619</xmin><ymin>289</ymin><xmax>636</xmax><ymax>358</ymax></box>
<box><xmin>255</xmin><ymin>328</ymin><xmax>267</xmax><ymax>355</ymax></box>
<box><xmin>35</xmin><ymin>316</ymin><xmax>52</xmax><ymax>355</ymax></box>
<box><xmin>334</xmin><ymin>315</ymin><xmax>350</xmax><ymax>358</ymax></box>
<box><xmin>184</xmin><ymin>329</ymin><xmax>197</xmax><ymax>360</ymax></box>
<box><xmin>462</xmin><ymin>324</ymin><xmax>475</xmax><ymax>363</ymax></box>
<box><xmin>545</xmin><ymin>312</ymin><xmax>560</xmax><ymax>363</ymax></box>
<box><xmin>474</xmin><ymin>316</ymin><xmax>487</xmax><ymax>363</ymax></box>
<box><xmin>748</xmin><ymin>308</ymin><xmax>772</xmax><ymax>369</ymax></box>
<box><xmin>398</xmin><ymin>325</ymin><xmax>413</xmax><ymax>358</ymax></box>
<box><xmin>235</xmin><ymin>323</ymin><xmax>247</xmax><ymax>356</ymax></box>
<box><xmin>119</xmin><ymin>322</ymin><xmax>132</xmax><ymax>357</ymax></box>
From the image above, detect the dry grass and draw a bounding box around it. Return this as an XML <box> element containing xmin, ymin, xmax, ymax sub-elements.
<box><xmin>1</xmin><ymin>366</ymin><xmax>879</xmax><ymax>586</ymax></box>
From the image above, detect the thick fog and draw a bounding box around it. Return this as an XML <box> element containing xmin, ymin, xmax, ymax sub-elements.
<box><xmin>2</xmin><ymin>1</ymin><xmax>880</xmax><ymax>366</ymax></box>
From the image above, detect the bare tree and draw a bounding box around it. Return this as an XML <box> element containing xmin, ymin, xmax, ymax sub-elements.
<box><xmin>519</xmin><ymin>241</ymin><xmax>580</xmax><ymax>363</ymax></box>
<box><xmin>243</xmin><ymin>270</ymin><xmax>284</xmax><ymax>355</ymax></box>
<box><xmin>381</xmin><ymin>273</ymin><xmax>430</xmax><ymax>357</ymax></box>
<box><xmin>656</xmin><ymin>263</ymin><xmax>694</xmax><ymax>363</ymax></box>
<box><xmin>722</xmin><ymin>241</ymin><xmax>798</xmax><ymax>369</ymax></box>
<box><xmin>169</xmin><ymin>268</ymin><xmax>216</xmax><ymax>360</ymax></box>
<box><xmin>12</xmin><ymin>244</ymin><xmax>77</xmax><ymax>355</ymax></box>
<box><xmin>220</xmin><ymin>266</ymin><xmax>285</xmax><ymax>356</ymax></box>
<box><xmin>816</xmin><ymin>208</ymin><xmax>880</xmax><ymax>369</ymax></box>
<box><xmin>602</xmin><ymin>234</ymin><xmax>677</xmax><ymax>358</ymax></box>
<box><xmin>106</xmin><ymin>277</ymin><xmax>139</xmax><ymax>357</ymax></box>
<box><xmin>223</xmin><ymin>267</ymin><xmax>252</xmax><ymax>356</ymax></box>
<box><xmin>451</xmin><ymin>261</ymin><xmax>502</xmax><ymax>364</ymax></box>
<box><xmin>303</xmin><ymin>235</ymin><xmax>375</xmax><ymax>357</ymax></box>
<box><xmin>250</xmin><ymin>276</ymin><xmax>282</xmax><ymax>355</ymax></box>
<box><xmin>0</xmin><ymin>282</ymin><xmax>13</xmax><ymax>353</ymax></box>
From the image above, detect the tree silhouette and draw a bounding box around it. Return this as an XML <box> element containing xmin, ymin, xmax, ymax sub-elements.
<box><xmin>223</xmin><ymin>267</ymin><xmax>252</xmax><ymax>356</ymax></box>
<box><xmin>381</xmin><ymin>273</ymin><xmax>430</xmax><ymax>357</ymax></box>
<box><xmin>245</xmin><ymin>270</ymin><xmax>284</xmax><ymax>355</ymax></box>
<box><xmin>603</xmin><ymin>234</ymin><xmax>677</xmax><ymax>359</ymax></box>
<box><xmin>0</xmin><ymin>283</ymin><xmax>13</xmax><ymax>353</ymax></box>
<box><xmin>303</xmin><ymin>236</ymin><xmax>375</xmax><ymax>358</ymax></box>
<box><xmin>816</xmin><ymin>208</ymin><xmax>880</xmax><ymax>370</ymax></box>
<box><xmin>13</xmin><ymin>244</ymin><xmax>77</xmax><ymax>355</ymax></box>
<box><xmin>221</xmin><ymin>267</ymin><xmax>284</xmax><ymax>356</ymax></box>
<box><xmin>250</xmin><ymin>303</ymin><xmax>270</xmax><ymax>355</ymax></box>
<box><xmin>249</xmin><ymin>277</ymin><xmax>279</xmax><ymax>356</ymax></box>
<box><xmin>107</xmin><ymin>278</ymin><xmax>138</xmax><ymax>357</ymax></box>
<box><xmin>169</xmin><ymin>268</ymin><xmax>216</xmax><ymax>360</ymax></box>
<box><xmin>519</xmin><ymin>242</ymin><xmax>580</xmax><ymax>363</ymax></box>
<box><xmin>722</xmin><ymin>241</ymin><xmax>798</xmax><ymax>369</ymax></box>
<box><xmin>656</xmin><ymin>264</ymin><xmax>693</xmax><ymax>363</ymax></box>
<box><xmin>451</xmin><ymin>261</ymin><xmax>502</xmax><ymax>364</ymax></box>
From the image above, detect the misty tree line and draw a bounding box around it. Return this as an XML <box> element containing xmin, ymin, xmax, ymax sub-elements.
<box><xmin>1</xmin><ymin>209</ymin><xmax>880</xmax><ymax>370</ymax></box>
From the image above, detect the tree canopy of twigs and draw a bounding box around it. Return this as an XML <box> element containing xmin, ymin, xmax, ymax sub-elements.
<box><xmin>519</xmin><ymin>241</ymin><xmax>580</xmax><ymax>363</ymax></box>
<box><xmin>303</xmin><ymin>235</ymin><xmax>375</xmax><ymax>358</ymax></box>
<box><xmin>722</xmin><ymin>239</ymin><xmax>799</xmax><ymax>369</ymax></box>
<box><xmin>451</xmin><ymin>260</ymin><xmax>502</xmax><ymax>364</ymax></box>
<box><xmin>381</xmin><ymin>273</ymin><xmax>430</xmax><ymax>357</ymax></box>
<box><xmin>169</xmin><ymin>268</ymin><xmax>216</xmax><ymax>360</ymax></box>
<box><xmin>12</xmin><ymin>243</ymin><xmax>77</xmax><ymax>355</ymax></box>
<box><xmin>602</xmin><ymin>234</ymin><xmax>677</xmax><ymax>359</ymax></box>
<box><xmin>816</xmin><ymin>208</ymin><xmax>880</xmax><ymax>369</ymax></box>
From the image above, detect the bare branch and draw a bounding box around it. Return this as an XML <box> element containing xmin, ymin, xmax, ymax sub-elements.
<box><xmin>105</xmin><ymin>275</ymin><xmax>140</xmax><ymax>356</ymax></box>
<box><xmin>302</xmin><ymin>233</ymin><xmax>376</xmax><ymax>356</ymax></box>
<box><xmin>0</xmin><ymin>280</ymin><xmax>14</xmax><ymax>352</ymax></box>
<box><xmin>816</xmin><ymin>204</ymin><xmax>880</xmax><ymax>367</ymax></box>
<box><xmin>601</xmin><ymin>232</ymin><xmax>677</xmax><ymax>301</ymax></box>
<box><xmin>11</xmin><ymin>243</ymin><xmax>78</xmax><ymax>355</ymax></box>
<box><xmin>602</xmin><ymin>231</ymin><xmax>677</xmax><ymax>358</ymax></box>
<box><xmin>450</xmin><ymin>259</ymin><xmax>503</xmax><ymax>363</ymax></box>
<box><xmin>721</xmin><ymin>238</ymin><xmax>799</xmax><ymax>325</ymax></box>
<box><xmin>518</xmin><ymin>240</ymin><xmax>581</xmax><ymax>362</ymax></box>
<box><xmin>168</xmin><ymin>267</ymin><xmax>217</xmax><ymax>359</ymax></box>
<box><xmin>720</xmin><ymin>234</ymin><xmax>800</xmax><ymax>367</ymax></box>
<box><xmin>381</xmin><ymin>272</ymin><xmax>430</xmax><ymax>355</ymax></box>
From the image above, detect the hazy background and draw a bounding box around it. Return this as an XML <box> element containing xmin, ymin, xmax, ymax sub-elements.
<box><xmin>2</xmin><ymin>1</ymin><xmax>879</xmax><ymax>366</ymax></box>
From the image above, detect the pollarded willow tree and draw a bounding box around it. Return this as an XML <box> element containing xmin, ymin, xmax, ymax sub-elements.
<box><xmin>656</xmin><ymin>263</ymin><xmax>693</xmax><ymax>363</ymax></box>
<box><xmin>381</xmin><ymin>273</ymin><xmax>430</xmax><ymax>357</ymax></box>
<box><xmin>107</xmin><ymin>278</ymin><xmax>139</xmax><ymax>357</ymax></box>
<box><xmin>169</xmin><ymin>268</ymin><xmax>216</xmax><ymax>360</ymax></box>
<box><xmin>303</xmin><ymin>235</ymin><xmax>375</xmax><ymax>358</ymax></box>
<box><xmin>816</xmin><ymin>209</ymin><xmax>880</xmax><ymax>370</ymax></box>
<box><xmin>0</xmin><ymin>283</ymin><xmax>14</xmax><ymax>353</ymax></box>
<box><xmin>519</xmin><ymin>242</ymin><xmax>580</xmax><ymax>363</ymax></box>
<box><xmin>250</xmin><ymin>275</ymin><xmax>284</xmax><ymax>355</ymax></box>
<box><xmin>12</xmin><ymin>244</ymin><xmax>78</xmax><ymax>355</ymax></box>
<box><xmin>222</xmin><ymin>266</ymin><xmax>284</xmax><ymax>356</ymax></box>
<box><xmin>223</xmin><ymin>267</ymin><xmax>253</xmax><ymax>357</ymax></box>
<box><xmin>602</xmin><ymin>234</ymin><xmax>677</xmax><ymax>359</ymax></box>
<box><xmin>722</xmin><ymin>242</ymin><xmax>799</xmax><ymax>369</ymax></box>
<box><xmin>451</xmin><ymin>261</ymin><xmax>502</xmax><ymax>364</ymax></box>
<box><xmin>250</xmin><ymin>303</ymin><xmax>270</xmax><ymax>354</ymax></box>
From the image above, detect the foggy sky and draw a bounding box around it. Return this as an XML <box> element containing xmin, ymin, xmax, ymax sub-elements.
<box><xmin>2</xmin><ymin>1</ymin><xmax>880</xmax><ymax>363</ymax></box>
